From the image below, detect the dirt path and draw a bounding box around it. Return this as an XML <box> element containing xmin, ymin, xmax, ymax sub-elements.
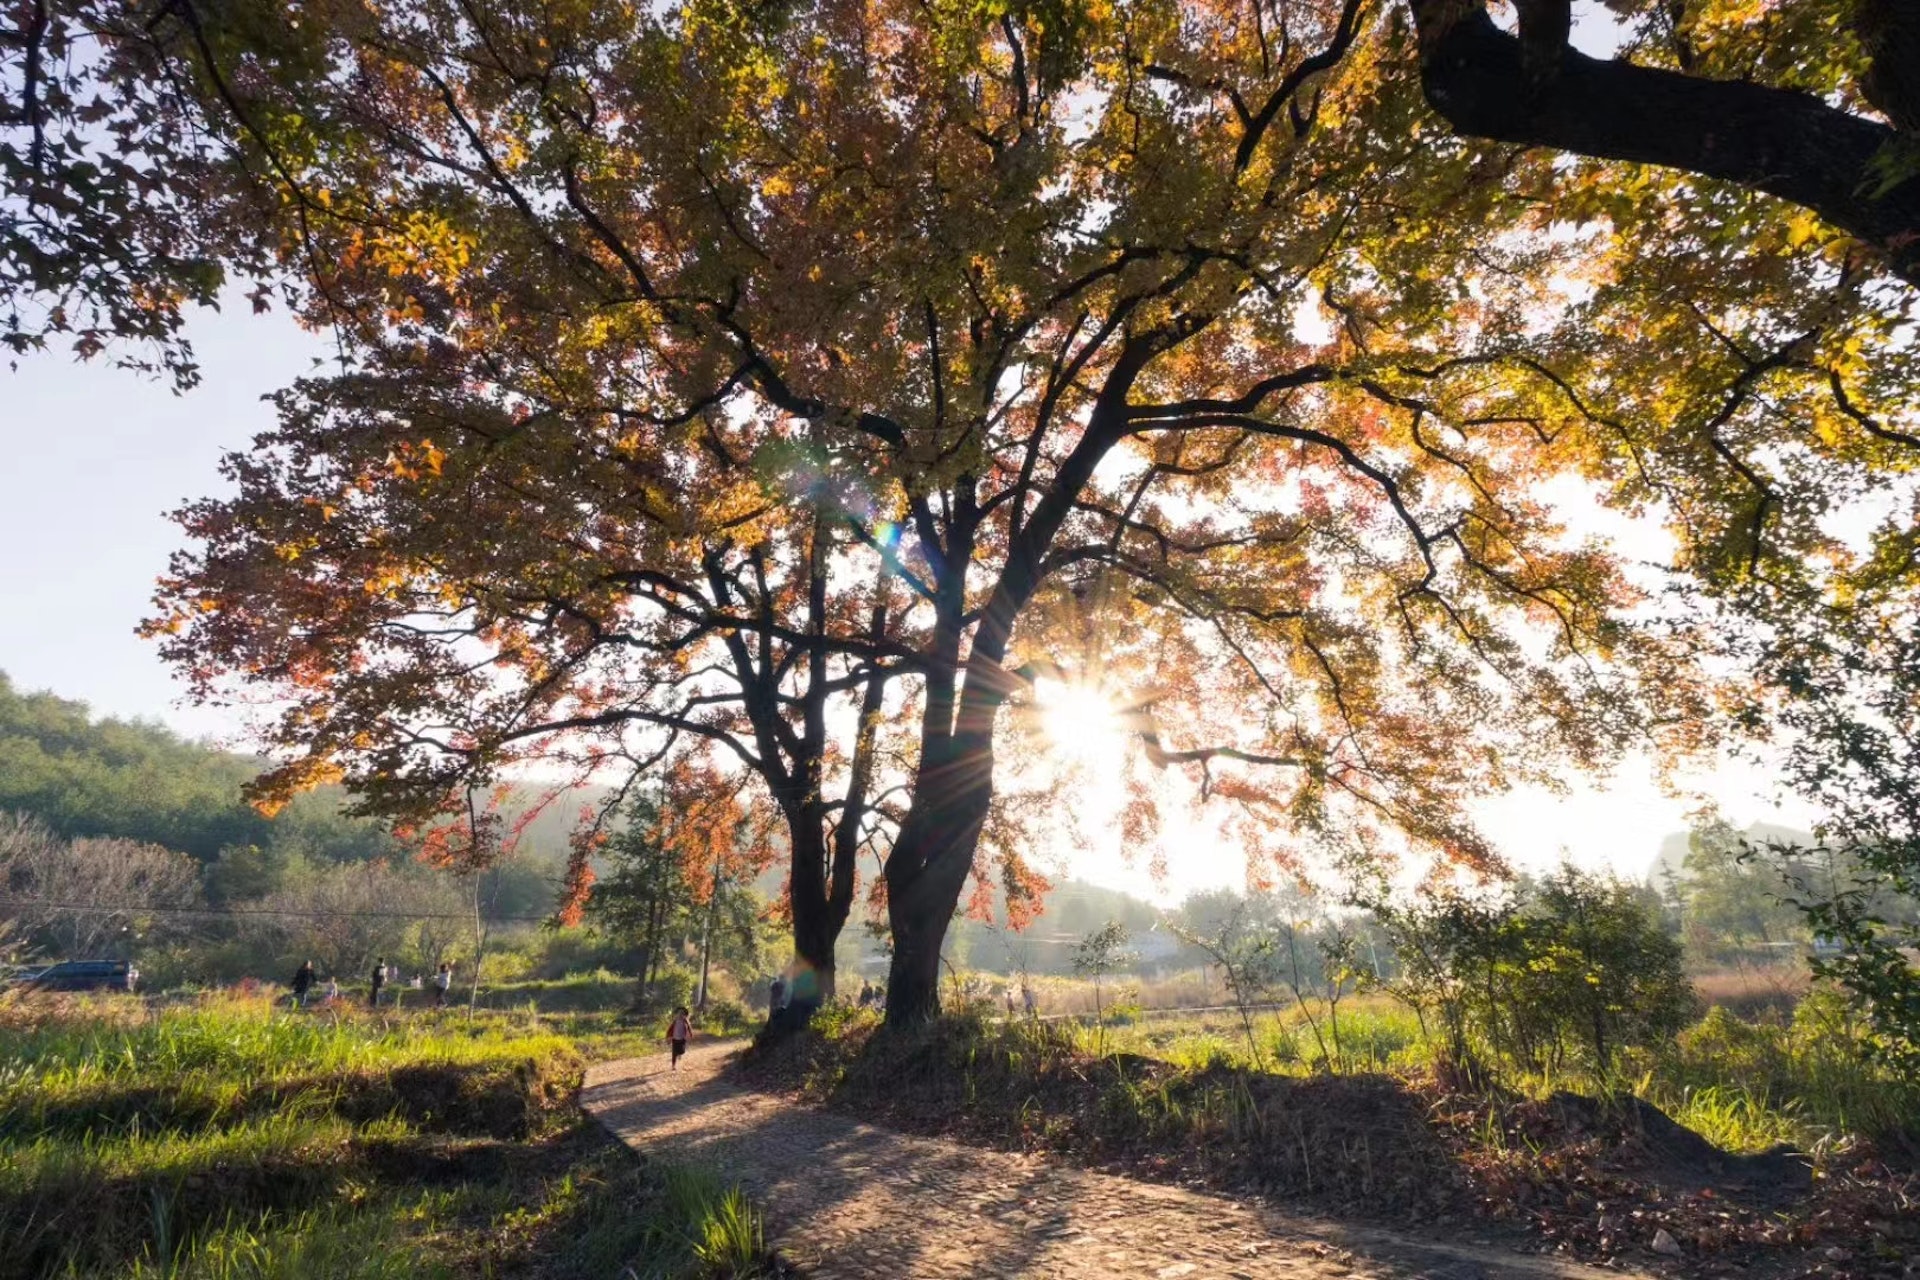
<box><xmin>583</xmin><ymin>1043</ymin><xmax>1648</xmax><ymax>1280</ymax></box>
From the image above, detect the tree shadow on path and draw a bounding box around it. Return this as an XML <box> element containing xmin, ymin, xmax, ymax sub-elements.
<box><xmin>583</xmin><ymin>1047</ymin><xmax>1642</xmax><ymax>1280</ymax></box>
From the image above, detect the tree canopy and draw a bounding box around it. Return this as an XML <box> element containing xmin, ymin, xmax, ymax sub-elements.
<box><xmin>1</xmin><ymin>0</ymin><xmax>1906</xmax><ymax>1020</ymax></box>
<box><xmin>6</xmin><ymin>0</ymin><xmax>1918</xmax><ymax>386</ymax></box>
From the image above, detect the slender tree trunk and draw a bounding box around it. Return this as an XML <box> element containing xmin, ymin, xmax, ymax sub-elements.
<box><xmin>642</xmin><ymin>892</ymin><xmax>664</xmax><ymax>991</ymax></box>
<box><xmin>467</xmin><ymin>868</ymin><xmax>493</xmax><ymax>1020</ymax></box>
<box><xmin>697</xmin><ymin>855</ymin><xmax>721</xmax><ymax>1009</ymax></box>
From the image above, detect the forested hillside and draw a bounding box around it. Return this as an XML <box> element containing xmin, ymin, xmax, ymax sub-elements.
<box><xmin>0</xmin><ymin>672</ymin><xmax>392</xmax><ymax>863</ymax></box>
<box><xmin>0</xmin><ymin>674</ymin><xmax>623</xmax><ymax>973</ymax></box>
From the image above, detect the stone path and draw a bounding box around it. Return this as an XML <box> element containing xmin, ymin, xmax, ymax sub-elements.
<box><xmin>583</xmin><ymin>1043</ymin><xmax>1646</xmax><ymax>1280</ymax></box>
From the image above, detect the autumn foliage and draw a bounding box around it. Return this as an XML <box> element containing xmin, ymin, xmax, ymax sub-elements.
<box><xmin>78</xmin><ymin>0</ymin><xmax>1915</xmax><ymax>1018</ymax></box>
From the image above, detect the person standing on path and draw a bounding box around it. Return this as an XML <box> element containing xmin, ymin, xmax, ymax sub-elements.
<box><xmin>667</xmin><ymin>1005</ymin><xmax>692</xmax><ymax>1070</ymax></box>
<box><xmin>432</xmin><ymin>962</ymin><xmax>452</xmax><ymax>1007</ymax></box>
<box><xmin>369</xmin><ymin>957</ymin><xmax>387</xmax><ymax>1008</ymax></box>
<box><xmin>291</xmin><ymin>960</ymin><xmax>315</xmax><ymax>1009</ymax></box>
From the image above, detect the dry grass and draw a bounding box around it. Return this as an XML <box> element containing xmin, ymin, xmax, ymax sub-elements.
<box><xmin>1689</xmin><ymin>963</ymin><xmax>1810</xmax><ymax>1020</ymax></box>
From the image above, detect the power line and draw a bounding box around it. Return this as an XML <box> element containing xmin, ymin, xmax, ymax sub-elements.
<box><xmin>0</xmin><ymin>897</ymin><xmax>552</xmax><ymax>923</ymax></box>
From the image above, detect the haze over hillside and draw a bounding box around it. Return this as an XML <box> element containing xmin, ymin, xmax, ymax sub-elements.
<box><xmin>0</xmin><ymin>671</ymin><xmax>614</xmax><ymax>913</ymax></box>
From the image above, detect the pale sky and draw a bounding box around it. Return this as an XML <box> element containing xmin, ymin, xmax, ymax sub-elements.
<box><xmin>0</xmin><ymin>295</ymin><xmax>1819</xmax><ymax>903</ymax></box>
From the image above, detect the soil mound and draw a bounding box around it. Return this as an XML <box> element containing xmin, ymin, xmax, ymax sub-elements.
<box><xmin>1545</xmin><ymin>1091</ymin><xmax>1813</xmax><ymax>1202</ymax></box>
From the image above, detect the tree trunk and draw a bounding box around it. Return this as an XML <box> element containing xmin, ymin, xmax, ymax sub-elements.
<box><xmin>697</xmin><ymin>857</ymin><xmax>720</xmax><ymax>1009</ymax></box>
<box><xmin>882</xmin><ymin>748</ymin><xmax>995</xmax><ymax>1025</ymax></box>
<box><xmin>786</xmin><ymin>821</ymin><xmax>845</xmax><ymax>1008</ymax></box>
<box><xmin>886</xmin><ymin>904</ymin><xmax>946</xmax><ymax>1025</ymax></box>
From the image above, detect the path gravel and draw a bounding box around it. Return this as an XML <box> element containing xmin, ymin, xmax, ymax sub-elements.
<box><xmin>583</xmin><ymin>1041</ymin><xmax>1647</xmax><ymax>1280</ymax></box>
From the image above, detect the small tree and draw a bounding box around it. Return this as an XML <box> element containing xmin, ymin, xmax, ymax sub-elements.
<box><xmin>1531</xmin><ymin>868</ymin><xmax>1694</xmax><ymax>1079</ymax></box>
<box><xmin>591</xmin><ymin>797</ymin><xmax>696</xmax><ymax>1006</ymax></box>
<box><xmin>1368</xmin><ymin>870</ymin><xmax>1690</xmax><ymax>1082</ymax></box>
<box><xmin>1171</xmin><ymin>901</ymin><xmax>1283</xmax><ymax>1067</ymax></box>
<box><xmin>1364</xmin><ymin>887</ymin><xmax>1512</xmax><ymax>1074</ymax></box>
<box><xmin>1275</xmin><ymin>919</ymin><xmax>1340</xmax><ymax>1071</ymax></box>
<box><xmin>1317</xmin><ymin>926</ymin><xmax>1362</xmax><ymax>1074</ymax></box>
<box><xmin>1072</xmin><ymin>920</ymin><xmax>1137</xmax><ymax>1052</ymax></box>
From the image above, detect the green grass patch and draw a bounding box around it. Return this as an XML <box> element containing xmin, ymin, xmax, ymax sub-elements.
<box><xmin>0</xmin><ymin>991</ymin><xmax>783</xmax><ymax>1280</ymax></box>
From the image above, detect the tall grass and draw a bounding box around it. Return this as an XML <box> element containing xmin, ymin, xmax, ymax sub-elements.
<box><xmin>0</xmin><ymin>992</ymin><xmax>775</xmax><ymax>1280</ymax></box>
<box><xmin>119</xmin><ymin>1207</ymin><xmax>443</xmax><ymax>1280</ymax></box>
<box><xmin>807</xmin><ymin>976</ymin><xmax>1910</xmax><ymax>1160</ymax></box>
<box><xmin>1641</xmin><ymin>989</ymin><xmax>1917</xmax><ymax>1147</ymax></box>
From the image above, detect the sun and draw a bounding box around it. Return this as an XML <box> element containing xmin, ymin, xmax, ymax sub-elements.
<box><xmin>1035</xmin><ymin>678</ymin><xmax>1129</xmax><ymax>777</ymax></box>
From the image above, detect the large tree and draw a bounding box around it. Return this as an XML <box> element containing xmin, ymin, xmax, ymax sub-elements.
<box><xmin>135</xmin><ymin>0</ymin><xmax>1917</xmax><ymax>1021</ymax></box>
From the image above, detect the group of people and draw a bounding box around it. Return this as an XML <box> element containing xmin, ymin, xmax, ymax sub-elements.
<box><xmin>762</xmin><ymin>973</ymin><xmax>891</xmax><ymax>1013</ymax></box>
<box><xmin>287</xmin><ymin>958</ymin><xmax>455</xmax><ymax>1009</ymax></box>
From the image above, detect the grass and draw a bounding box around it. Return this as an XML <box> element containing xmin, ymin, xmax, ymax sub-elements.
<box><xmin>1646</xmin><ymin>988</ymin><xmax>1919</xmax><ymax>1150</ymax></box>
<box><xmin>0</xmin><ymin>990</ymin><xmax>782</xmax><ymax>1280</ymax></box>
<box><xmin>942</xmin><ymin>969</ymin><xmax>1915</xmax><ymax>1155</ymax></box>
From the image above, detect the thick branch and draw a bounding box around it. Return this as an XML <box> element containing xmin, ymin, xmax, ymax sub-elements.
<box><xmin>1416</xmin><ymin>6</ymin><xmax>1920</xmax><ymax>288</ymax></box>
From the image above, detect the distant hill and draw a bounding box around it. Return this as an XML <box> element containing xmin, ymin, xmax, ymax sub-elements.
<box><xmin>0</xmin><ymin>672</ymin><xmax>357</xmax><ymax>861</ymax></box>
<box><xmin>0</xmin><ymin>672</ymin><xmax>603</xmax><ymax>871</ymax></box>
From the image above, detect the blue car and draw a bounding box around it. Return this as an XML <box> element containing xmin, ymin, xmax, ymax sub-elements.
<box><xmin>16</xmin><ymin>960</ymin><xmax>139</xmax><ymax>993</ymax></box>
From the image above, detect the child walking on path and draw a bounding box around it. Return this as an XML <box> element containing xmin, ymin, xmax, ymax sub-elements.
<box><xmin>667</xmin><ymin>1005</ymin><xmax>692</xmax><ymax>1071</ymax></box>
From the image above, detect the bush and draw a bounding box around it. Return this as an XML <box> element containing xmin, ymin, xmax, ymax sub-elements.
<box><xmin>809</xmin><ymin>1001</ymin><xmax>881</xmax><ymax>1041</ymax></box>
<box><xmin>636</xmin><ymin>964</ymin><xmax>697</xmax><ymax>1016</ymax></box>
<box><xmin>1372</xmin><ymin>867</ymin><xmax>1692</xmax><ymax>1079</ymax></box>
<box><xmin>699</xmin><ymin>999</ymin><xmax>754</xmax><ymax>1036</ymax></box>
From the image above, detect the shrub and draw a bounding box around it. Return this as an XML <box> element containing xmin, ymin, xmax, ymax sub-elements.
<box><xmin>699</xmin><ymin>999</ymin><xmax>754</xmax><ymax>1036</ymax></box>
<box><xmin>1371</xmin><ymin>867</ymin><xmax>1692</xmax><ymax>1080</ymax></box>
<box><xmin>636</xmin><ymin>964</ymin><xmax>698</xmax><ymax>1016</ymax></box>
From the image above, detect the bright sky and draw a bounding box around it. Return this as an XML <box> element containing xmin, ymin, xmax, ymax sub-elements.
<box><xmin>1041</xmin><ymin>697</ymin><xmax>1817</xmax><ymax>906</ymax></box>
<box><xmin>0</xmin><ymin>303</ymin><xmax>318</xmax><ymax>745</ymax></box>
<box><xmin>0</xmin><ymin>298</ymin><xmax>1820</xmax><ymax>905</ymax></box>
